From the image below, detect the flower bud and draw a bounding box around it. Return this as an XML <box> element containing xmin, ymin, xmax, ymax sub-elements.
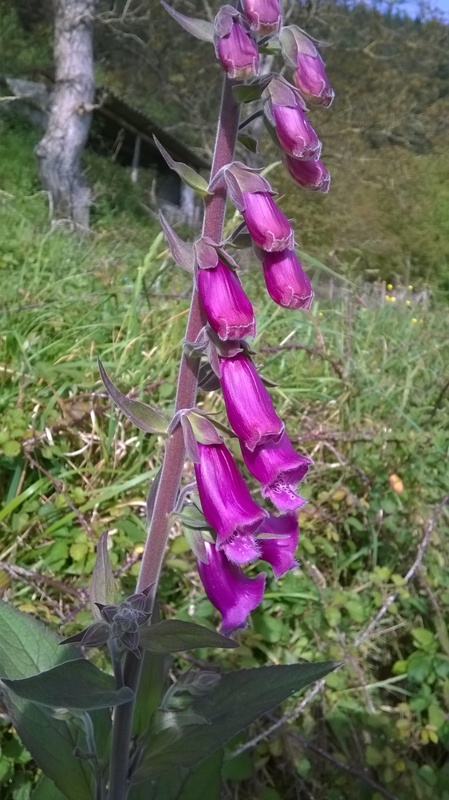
<box><xmin>280</xmin><ymin>26</ymin><xmax>334</xmax><ymax>107</ymax></box>
<box><xmin>215</xmin><ymin>6</ymin><xmax>259</xmax><ymax>81</ymax></box>
<box><xmin>241</xmin><ymin>0</ymin><xmax>282</xmax><ymax>35</ymax></box>
<box><xmin>264</xmin><ymin>77</ymin><xmax>321</xmax><ymax>160</ymax></box>
<box><xmin>262</xmin><ymin>248</ymin><xmax>314</xmax><ymax>310</ymax></box>
<box><xmin>197</xmin><ymin>260</ymin><xmax>256</xmax><ymax>341</ymax></box>
<box><xmin>241</xmin><ymin>432</ymin><xmax>312</xmax><ymax>510</ymax></box>
<box><xmin>197</xmin><ymin>541</ymin><xmax>266</xmax><ymax>632</ymax></box>
<box><xmin>194</xmin><ymin>442</ymin><xmax>267</xmax><ymax>548</ymax></box>
<box><xmin>220</xmin><ymin>353</ymin><xmax>284</xmax><ymax>451</ymax></box>
<box><xmin>284</xmin><ymin>156</ymin><xmax>330</xmax><ymax>193</ymax></box>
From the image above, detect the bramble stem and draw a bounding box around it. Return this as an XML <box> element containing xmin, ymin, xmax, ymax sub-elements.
<box><xmin>106</xmin><ymin>75</ymin><xmax>240</xmax><ymax>800</ymax></box>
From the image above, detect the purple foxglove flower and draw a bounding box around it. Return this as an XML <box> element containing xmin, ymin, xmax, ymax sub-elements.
<box><xmin>198</xmin><ymin>542</ymin><xmax>266</xmax><ymax>632</ymax></box>
<box><xmin>280</xmin><ymin>26</ymin><xmax>334</xmax><ymax>107</ymax></box>
<box><xmin>241</xmin><ymin>0</ymin><xmax>282</xmax><ymax>35</ymax></box>
<box><xmin>215</xmin><ymin>7</ymin><xmax>259</xmax><ymax>81</ymax></box>
<box><xmin>263</xmin><ymin>77</ymin><xmax>321</xmax><ymax>160</ymax></box>
<box><xmin>194</xmin><ymin>442</ymin><xmax>266</xmax><ymax>548</ymax></box>
<box><xmin>285</xmin><ymin>156</ymin><xmax>330</xmax><ymax>193</ymax></box>
<box><xmin>222</xmin><ymin>532</ymin><xmax>261</xmax><ymax>565</ymax></box>
<box><xmin>242</xmin><ymin>192</ymin><xmax>294</xmax><ymax>252</ymax></box>
<box><xmin>293</xmin><ymin>53</ymin><xmax>334</xmax><ymax>108</ymax></box>
<box><xmin>258</xmin><ymin>512</ymin><xmax>299</xmax><ymax>579</ymax></box>
<box><xmin>197</xmin><ymin>260</ymin><xmax>256</xmax><ymax>341</ymax></box>
<box><xmin>262</xmin><ymin>248</ymin><xmax>314</xmax><ymax>310</ymax></box>
<box><xmin>220</xmin><ymin>353</ymin><xmax>284</xmax><ymax>451</ymax></box>
<box><xmin>241</xmin><ymin>433</ymin><xmax>312</xmax><ymax>510</ymax></box>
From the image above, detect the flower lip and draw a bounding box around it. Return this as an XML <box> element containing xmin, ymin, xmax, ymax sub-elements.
<box><xmin>241</xmin><ymin>432</ymin><xmax>312</xmax><ymax>511</ymax></box>
<box><xmin>262</xmin><ymin>249</ymin><xmax>314</xmax><ymax>310</ymax></box>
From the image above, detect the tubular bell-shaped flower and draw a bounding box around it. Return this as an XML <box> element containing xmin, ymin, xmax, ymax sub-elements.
<box><xmin>263</xmin><ymin>76</ymin><xmax>321</xmax><ymax>161</ymax></box>
<box><xmin>261</xmin><ymin>248</ymin><xmax>314</xmax><ymax>310</ymax></box>
<box><xmin>215</xmin><ymin>6</ymin><xmax>259</xmax><ymax>81</ymax></box>
<box><xmin>258</xmin><ymin>512</ymin><xmax>300</xmax><ymax>579</ymax></box>
<box><xmin>220</xmin><ymin>353</ymin><xmax>284</xmax><ymax>451</ymax></box>
<box><xmin>284</xmin><ymin>156</ymin><xmax>330</xmax><ymax>193</ymax></box>
<box><xmin>241</xmin><ymin>0</ymin><xmax>282</xmax><ymax>36</ymax></box>
<box><xmin>241</xmin><ymin>432</ymin><xmax>312</xmax><ymax>510</ymax></box>
<box><xmin>194</xmin><ymin>442</ymin><xmax>266</xmax><ymax>548</ymax></box>
<box><xmin>221</xmin><ymin>162</ymin><xmax>294</xmax><ymax>252</ymax></box>
<box><xmin>197</xmin><ymin>259</ymin><xmax>256</xmax><ymax>341</ymax></box>
<box><xmin>197</xmin><ymin>542</ymin><xmax>266</xmax><ymax>633</ymax></box>
<box><xmin>280</xmin><ymin>26</ymin><xmax>334</xmax><ymax>108</ymax></box>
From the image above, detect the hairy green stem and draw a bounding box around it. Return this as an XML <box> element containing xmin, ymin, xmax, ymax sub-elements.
<box><xmin>106</xmin><ymin>75</ymin><xmax>240</xmax><ymax>800</ymax></box>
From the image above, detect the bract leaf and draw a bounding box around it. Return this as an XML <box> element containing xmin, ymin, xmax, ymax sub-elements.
<box><xmin>3</xmin><ymin>659</ymin><xmax>134</xmax><ymax>710</ymax></box>
<box><xmin>139</xmin><ymin>620</ymin><xmax>238</xmax><ymax>654</ymax></box>
<box><xmin>154</xmin><ymin>137</ymin><xmax>210</xmax><ymax>196</ymax></box>
<box><xmin>197</xmin><ymin>363</ymin><xmax>221</xmax><ymax>392</ymax></box>
<box><xmin>159</xmin><ymin>212</ymin><xmax>194</xmax><ymax>272</ymax></box>
<box><xmin>132</xmin><ymin>601</ymin><xmax>168</xmax><ymax>738</ymax></box>
<box><xmin>233</xmin><ymin>78</ymin><xmax>272</xmax><ymax>103</ymax></box>
<box><xmin>90</xmin><ymin>531</ymin><xmax>117</xmax><ymax>620</ymax></box>
<box><xmin>133</xmin><ymin>661</ymin><xmax>338</xmax><ymax>780</ymax></box>
<box><xmin>98</xmin><ymin>360</ymin><xmax>169</xmax><ymax>434</ymax></box>
<box><xmin>161</xmin><ymin>1</ymin><xmax>215</xmax><ymax>43</ymax></box>
<box><xmin>238</xmin><ymin>133</ymin><xmax>259</xmax><ymax>153</ymax></box>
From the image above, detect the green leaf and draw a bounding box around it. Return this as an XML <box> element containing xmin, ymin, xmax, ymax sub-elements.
<box><xmin>233</xmin><ymin>81</ymin><xmax>270</xmax><ymax>103</ymax></box>
<box><xmin>153</xmin><ymin>138</ymin><xmax>210</xmax><ymax>196</ymax></box>
<box><xmin>134</xmin><ymin>661</ymin><xmax>337</xmax><ymax>780</ymax></box>
<box><xmin>0</xmin><ymin>601</ymin><xmax>94</xmax><ymax>800</ymax></box>
<box><xmin>32</xmin><ymin>777</ymin><xmax>67</xmax><ymax>800</ymax></box>
<box><xmin>98</xmin><ymin>360</ymin><xmax>169</xmax><ymax>434</ymax></box>
<box><xmin>132</xmin><ymin>601</ymin><xmax>167</xmax><ymax>737</ymax></box>
<box><xmin>129</xmin><ymin>749</ymin><xmax>223</xmax><ymax>800</ymax></box>
<box><xmin>139</xmin><ymin>619</ymin><xmax>239</xmax><ymax>654</ymax></box>
<box><xmin>161</xmin><ymin>1</ymin><xmax>215</xmax><ymax>43</ymax></box>
<box><xmin>90</xmin><ymin>531</ymin><xmax>117</xmax><ymax>620</ymax></box>
<box><xmin>237</xmin><ymin>133</ymin><xmax>258</xmax><ymax>153</ymax></box>
<box><xmin>3</xmin><ymin>659</ymin><xmax>134</xmax><ymax>710</ymax></box>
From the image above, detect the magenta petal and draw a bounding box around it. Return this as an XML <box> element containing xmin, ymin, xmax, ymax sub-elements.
<box><xmin>220</xmin><ymin>353</ymin><xmax>284</xmax><ymax>451</ymax></box>
<box><xmin>194</xmin><ymin>442</ymin><xmax>266</xmax><ymax>547</ymax></box>
<box><xmin>262</xmin><ymin>249</ymin><xmax>313</xmax><ymax>310</ymax></box>
<box><xmin>284</xmin><ymin>156</ymin><xmax>330</xmax><ymax>193</ymax></box>
<box><xmin>293</xmin><ymin>53</ymin><xmax>334</xmax><ymax>108</ymax></box>
<box><xmin>241</xmin><ymin>0</ymin><xmax>282</xmax><ymax>34</ymax></box>
<box><xmin>222</xmin><ymin>532</ymin><xmax>261</xmax><ymax>565</ymax></box>
<box><xmin>216</xmin><ymin>18</ymin><xmax>259</xmax><ymax>80</ymax></box>
<box><xmin>257</xmin><ymin>513</ymin><xmax>299</xmax><ymax>579</ymax></box>
<box><xmin>242</xmin><ymin>192</ymin><xmax>294</xmax><ymax>252</ymax></box>
<box><xmin>198</xmin><ymin>260</ymin><xmax>256</xmax><ymax>341</ymax></box>
<box><xmin>198</xmin><ymin>542</ymin><xmax>266</xmax><ymax>632</ymax></box>
<box><xmin>271</xmin><ymin>102</ymin><xmax>321</xmax><ymax>160</ymax></box>
<box><xmin>241</xmin><ymin>433</ymin><xmax>312</xmax><ymax>511</ymax></box>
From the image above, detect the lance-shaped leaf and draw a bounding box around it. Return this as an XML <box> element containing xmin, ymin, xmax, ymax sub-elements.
<box><xmin>3</xmin><ymin>658</ymin><xmax>134</xmax><ymax>711</ymax></box>
<box><xmin>159</xmin><ymin>212</ymin><xmax>194</xmax><ymax>272</ymax></box>
<box><xmin>139</xmin><ymin>620</ymin><xmax>239</xmax><ymax>654</ymax></box>
<box><xmin>99</xmin><ymin>360</ymin><xmax>169</xmax><ymax>434</ymax></box>
<box><xmin>154</xmin><ymin>138</ymin><xmax>210</xmax><ymax>197</ymax></box>
<box><xmin>238</xmin><ymin>133</ymin><xmax>258</xmax><ymax>153</ymax></box>
<box><xmin>32</xmin><ymin>776</ymin><xmax>68</xmax><ymax>800</ymax></box>
<box><xmin>132</xmin><ymin>601</ymin><xmax>168</xmax><ymax>738</ymax></box>
<box><xmin>233</xmin><ymin>77</ymin><xmax>272</xmax><ymax>103</ymax></box>
<box><xmin>161</xmin><ymin>1</ymin><xmax>215</xmax><ymax>43</ymax></box>
<box><xmin>90</xmin><ymin>531</ymin><xmax>118</xmax><ymax>620</ymax></box>
<box><xmin>198</xmin><ymin>363</ymin><xmax>221</xmax><ymax>392</ymax></box>
<box><xmin>147</xmin><ymin>467</ymin><xmax>162</xmax><ymax>525</ymax></box>
<box><xmin>133</xmin><ymin>661</ymin><xmax>338</xmax><ymax>780</ymax></box>
<box><xmin>129</xmin><ymin>750</ymin><xmax>223</xmax><ymax>800</ymax></box>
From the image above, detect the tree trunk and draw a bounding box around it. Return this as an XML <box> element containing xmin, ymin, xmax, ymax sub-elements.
<box><xmin>35</xmin><ymin>0</ymin><xmax>96</xmax><ymax>228</ymax></box>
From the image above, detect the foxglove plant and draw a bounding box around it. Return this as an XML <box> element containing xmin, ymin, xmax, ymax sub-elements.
<box><xmin>0</xmin><ymin>4</ymin><xmax>337</xmax><ymax>799</ymax></box>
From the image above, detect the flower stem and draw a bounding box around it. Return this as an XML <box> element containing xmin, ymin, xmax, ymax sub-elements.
<box><xmin>106</xmin><ymin>75</ymin><xmax>240</xmax><ymax>800</ymax></box>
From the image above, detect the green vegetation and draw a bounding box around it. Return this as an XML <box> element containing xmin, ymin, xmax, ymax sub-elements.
<box><xmin>1</xmin><ymin>107</ymin><xmax>449</xmax><ymax>798</ymax></box>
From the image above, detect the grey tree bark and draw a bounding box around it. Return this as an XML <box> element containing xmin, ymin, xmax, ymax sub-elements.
<box><xmin>35</xmin><ymin>0</ymin><xmax>96</xmax><ymax>228</ymax></box>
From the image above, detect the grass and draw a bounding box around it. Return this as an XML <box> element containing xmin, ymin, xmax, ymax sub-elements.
<box><xmin>1</xmin><ymin>115</ymin><xmax>449</xmax><ymax>799</ymax></box>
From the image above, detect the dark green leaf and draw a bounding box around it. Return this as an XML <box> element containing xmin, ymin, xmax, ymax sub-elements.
<box><xmin>3</xmin><ymin>659</ymin><xmax>134</xmax><ymax>710</ymax></box>
<box><xmin>139</xmin><ymin>619</ymin><xmax>238</xmax><ymax>654</ymax></box>
<box><xmin>133</xmin><ymin>661</ymin><xmax>337</xmax><ymax>779</ymax></box>
<box><xmin>153</xmin><ymin>138</ymin><xmax>210</xmax><ymax>196</ymax></box>
<box><xmin>132</xmin><ymin>601</ymin><xmax>167</xmax><ymax>737</ymax></box>
<box><xmin>32</xmin><ymin>777</ymin><xmax>68</xmax><ymax>800</ymax></box>
<box><xmin>98</xmin><ymin>360</ymin><xmax>169</xmax><ymax>434</ymax></box>
<box><xmin>0</xmin><ymin>601</ymin><xmax>94</xmax><ymax>800</ymax></box>
<box><xmin>90</xmin><ymin>531</ymin><xmax>117</xmax><ymax>619</ymax></box>
<box><xmin>238</xmin><ymin>133</ymin><xmax>258</xmax><ymax>153</ymax></box>
<box><xmin>129</xmin><ymin>749</ymin><xmax>223</xmax><ymax>800</ymax></box>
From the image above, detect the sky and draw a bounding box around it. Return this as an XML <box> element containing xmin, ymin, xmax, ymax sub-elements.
<box><xmin>371</xmin><ymin>0</ymin><xmax>449</xmax><ymax>18</ymax></box>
